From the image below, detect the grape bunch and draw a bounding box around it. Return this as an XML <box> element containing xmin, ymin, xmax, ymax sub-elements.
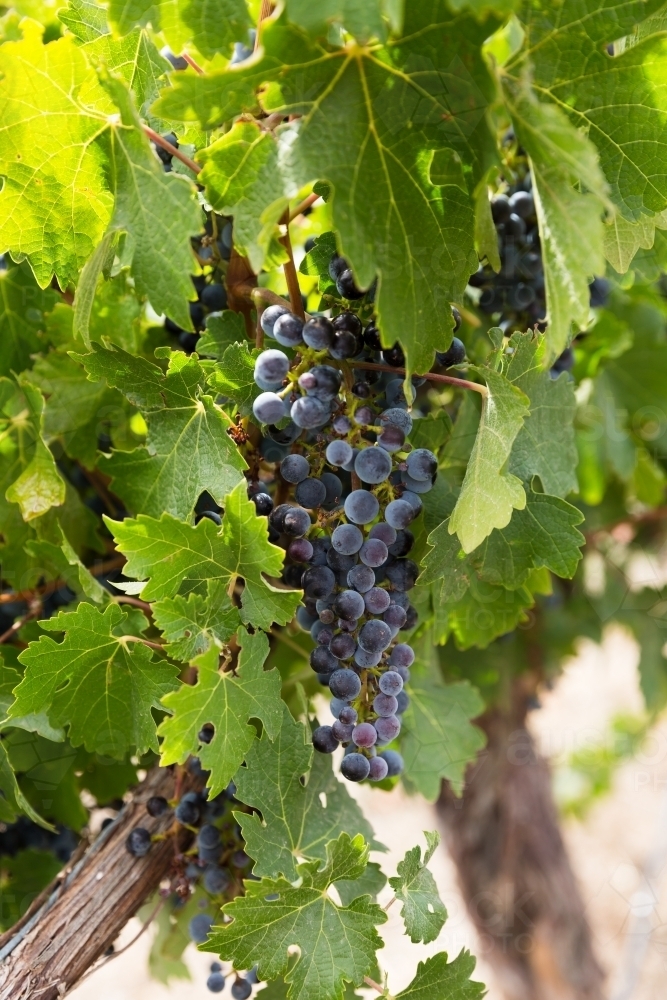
<box><xmin>247</xmin><ymin>274</ymin><xmax>446</xmax><ymax>784</ymax></box>
<box><xmin>468</xmin><ymin>168</ymin><xmax>611</xmax><ymax>373</ymax></box>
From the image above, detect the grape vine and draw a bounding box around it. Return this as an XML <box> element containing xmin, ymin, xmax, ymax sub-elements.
<box><xmin>0</xmin><ymin>0</ymin><xmax>666</xmax><ymax>998</ymax></box>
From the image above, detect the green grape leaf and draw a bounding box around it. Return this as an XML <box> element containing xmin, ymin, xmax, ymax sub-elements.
<box><xmin>25</xmin><ymin>530</ymin><xmax>109</xmax><ymax>605</ymax></box>
<box><xmin>159</xmin><ymin>629</ymin><xmax>282</xmax><ymax>797</ymax></box>
<box><xmin>299</xmin><ymin>231</ymin><xmax>338</xmax><ymax>291</ymax></box>
<box><xmin>74</xmin><ymin>344</ymin><xmax>246</xmax><ymax>518</ymax></box>
<box><xmin>284</xmin><ymin>0</ymin><xmax>389</xmax><ymax>43</ymax></box>
<box><xmin>0</xmin><ymin>740</ymin><xmax>53</xmax><ymax>829</ymax></box>
<box><xmin>11</xmin><ymin>602</ymin><xmax>179</xmax><ymax>757</ymax></box>
<box><xmin>432</xmin><ymin>576</ymin><xmax>536</xmax><ymax>649</ymax></box>
<box><xmin>5</xmin><ymin>729</ymin><xmax>88</xmax><ymax>831</ymax></box>
<box><xmin>388</xmin><ymin>831</ymin><xmax>447</xmax><ymax>944</ymax></box>
<box><xmin>506</xmin><ymin>0</ymin><xmax>667</xmax><ymax>223</ymax></box>
<box><xmin>401</xmin><ymin>660</ymin><xmax>484</xmax><ymax>800</ymax></box>
<box><xmin>207</xmin><ymin>342</ymin><xmax>262</xmax><ymax>416</ymax></box>
<box><xmin>203</xmin><ymin>833</ymin><xmax>387</xmax><ymax>1000</ymax></box>
<box><xmin>197</xmin><ymin>121</ymin><xmax>288</xmax><ymax>273</ymax></box>
<box><xmin>0</xmin><ymin>378</ymin><xmax>66</xmax><ymax>522</ymax></box>
<box><xmin>336</xmin><ymin>863</ymin><xmax>387</xmax><ymax>907</ymax></box>
<box><xmin>155</xmin><ymin>7</ymin><xmax>501</xmax><ymax>374</ymax></box>
<box><xmin>108</xmin><ymin>479</ymin><xmax>301</xmax><ymax>628</ymax></box>
<box><xmin>394</xmin><ymin>951</ymin><xmax>484</xmax><ymax>1000</ymax></box>
<box><xmin>28</xmin><ymin>350</ymin><xmax>124</xmax><ymax>469</ymax></box>
<box><xmin>0</xmin><ymin>849</ymin><xmax>62</xmax><ymax>928</ymax></box>
<box><xmin>100</xmin><ymin>77</ymin><xmax>201</xmax><ymax>332</ymax></box>
<box><xmin>425</xmin><ymin>489</ymin><xmax>583</xmax><ymax>594</ymax></box>
<box><xmin>107</xmin><ymin>0</ymin><xmax>251</xmax><ymax>60</ymax></box>
<box><xmin>152</xmin><ymin>583</ymin><xmax>240</xmax><ymax>661</ymax></box>
<box><xmin>83</xmin><ymin>28</ymin><xmax>169</xmax><ymax>111</ymax></box>
<box><xmin>234</xmin><ymin>705</ymin><xmax>380</xmax><ymax>880</ymax></box>
<box><xmin>59</xmin><ymin>0</ymin><xmax>109</xmax><ymax>41</ymax></box>
<box><xmin>197</xmin><ymin>310</ymin><xmax>247</xmax><ymax>359</ymax></box>
<box><xmin>0</xmin><ymin>262</ymin><xmax>58</xmax><ymax>378</ymax></box>
<box><xmin>503</xmin><ymin>82</ymin><xmax>607</xmax><ymax>360</ymax></box>
<box><xmin>505</xmin><ymin>331</ymin><xmax>578</xmax><ymax>497</ymax></box>
<box><xmin>470</xmin><ymin>492</ymin><xmax>584</xmax><ymax>587</ymax></box>
<box><xmin>448</xmin><ymin>368</ymin><xmax>529</xmax><ymax>553</ymax></box>
<box><xmin>0</xmin><ymin>25</ymin><xmax>114</xmax><ymax>290</ymax></box>
<box><xmin>603</xmin><ymin>211</ymin><xmax>667</xmax><ymax>274</ymax></box>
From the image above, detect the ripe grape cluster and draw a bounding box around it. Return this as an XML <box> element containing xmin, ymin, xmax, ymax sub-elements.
<box><xmin>468</xmin><ymin>169</ymin><xmax>611</xmax><ymax>374</ymax></box>
<box><xmin>247</xmin><ymin>258</ymin><xmax>449</xmax><ymax>783</ymax></box>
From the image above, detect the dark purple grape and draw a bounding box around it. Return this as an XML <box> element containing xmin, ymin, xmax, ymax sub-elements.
<box><xmin>327</xmin><ymin>548</ymin><xmax>357</xmax><ymax>572</ymax></box>
<box><xmin>333</xmin><ymin>414</ymin><xmax>352</xmax><ymax>435</ymax></box>
<box><xmin>326</xmin><ymin>440</ymin><xmax>353</xmax><ymax>467</ymax></box>
<box><xmin>352</xmin><ymin>722</ymin><xmax>377</xmax><ymax>748</ymax></box>
<box><xmin>302</xmin><ymin>565</ymin><xmax>336</xmax><ymax>599</ymax></box>
<box><xmin>347</xmin><ymin>563</ymin><xmax>375</xmax><ymax>593</ymax></box>
<box><xmin>358</xmin><ymin>619</ymin><xmax>392</xmax><ymax>653</ymax></box>
<box><xmin>382</xmin><ymin>343</ymin><xmax>405</xmax><ymax>367</ymax></box>
<box><xmin>303</xmin><ymin>316</ymin><xmax>334</xmax><ymax>350</ymax></box>
<box><xmin>207</xmin><ymin>971</ymin><xmax>226</xmax><ymax>994</ymax></box>
<box><xmin>280</xmin><ymin>454</ymin><xmax>310</xmax><ymax>483</ymax></box>
<box><xmin>379</xmin><ymin>749</ymin><xmax>403</xmax><ymax>776</ymax></box>
<box><xmin>126</xmin><ymin>827</ymin><xmax>151</xmax><ymax>857</ymax></box>
<box><xmin>340</xmin><ymin>753</ymin><xmax>370</xmax><ymax>782</ymax></box>
<box><xmin>368</xmin><ymin>756</ymin><xmax>388</xmax><ymax>781</ymax></box>
<box><xmin>330</xmin><ymin>632</ymin><xmax>357</xmax><ymax>660</ymax></box>
<box><xmin>355</xmin><ymin>447</ymin><xmax>392</xmax><ymax>485</ymax></box>
<box><xmin>509</xmin><ymin>190</ymin><xmax>534</xmax><ymax>218</ymax></box>
<box><xmin>295</xmin><ymin>477</ymin><xmax>327</xmax><ymax>508</ymax></box>
<box><xmin>285</xmin><ymin>565</ymin><xmax>306</xmax><ymax>589</ymax></box>
<box><xmin>380</xmin><ymin>407</ymin><xmax>413</xmax><ymax>435</ymax></box>
<box><xmin>310</xmin><ymin>537</ymin><xmax>331</xmax><ymax>565</ymax></box>
<box><xmin>388</xmin><ymin>529</ymin><xmax>414</xmax><ymax>557</ymax></box>
<box><xmin>406</xmin><ymin>449</ymin><xmax>437</xmax><ymax>482</ymax></box>
<box><xmin>146</xmin><ymin>796</ymin><xmax>169</xmax><ymax>817</ymax></box>
<box><xmin>373</xmin><ymin>693</ymin><xmax>398</xmax><ymax>717</ymax></box>
<box><xmin>175</xmin><ymin>793</ymin><xmax>200</xmax><ymax>825</ymax></box>
<box><xmin>288</xmin><ymin>538</ymin><xmax>313</xmax><ymax>562</ymax></box>
<box><xmin>321</xmin><ymin>472</ymin><xmax>343</xmax><ymax>505</ymax></box>
<box><xmin>396</xmin><ymin>690</ymin><xmax>410</xmax><ymax>714</ymax></box>
<box><xmin>354</xmin><ymin>405</ymin><xmax>373</xmax><ymax>426</ymax></box>
<box><xmin>369</xmin><ymin>522</ymin><xmax>397</xmax><ymax>546</ymax></box>
<box><xmin>344</xmin><ymin>490</ymin><xmax>379</xmax><ymax>525</ymax></box>
<box><xmin>274</xmin><ymin>312</ymin><xmax>304</xmax><ymax>347</ymax></box>
<box><xmin>189</xmin><ymin>913</ymin><xmax>213</xmax><ymax>943</ymax></box>
<box><xmin>436</xmin><ymin>336</ymin><xmax>466</xmax><ymax>368</ymax></box>
<box><xmin>395</xmin><ymin>665</ymin><xmax>410</xmax><ymax>683</ymax></box>
<box><xmin>198</xmin><ymin>723</ymin><xmax>215</xmax><ymax>744</ymax></box>
<box><xmin>252</xmin><ymin>492</ymin><xmax>274</xmax><ymax>515</ymax></box>
<box><xmin>400</xmin><ymin>490</ymin><xmax>423</xmax><ymax>514</ymax></box>
<box><xmin>375</xmin><ymin>715</ymin><xmax>401</xmax><ymax>741</ymax></box>
<box><xmin>254</xmin><ymin>349</ymin><xmax>290</xmax><ymax>387</ymax></box>
<box><xmin>283</xmin><ymin>506</ymin><xmax>311</xmax><ymax>536</ymax></box>
<box><xmin>386</xmin><ymin>559</ymin><xmax>418</xmax><ymax>590</ymax></box>
<box><xmin>299</xmin><ymin>365</ymin><xmax>342</xmax><ymax>400</ymax></box>
<box><xmin>378</xmin><ymin>425</ymin><xmax>405</xmax><ymax>452</ymax></box>
<box><xmin>354</xmin><ymin>646</ymin><xmax>382</xmax><ymax>667</ymax></box>
<box><xmin>332</xmin><ymin>720</ymin><xmax>354</xmax><ymax>742</ymax></box>
<box><xmin>310</xmin><ymin>646</ymin><xmax>337</xmax><ymax>673</ymax></box>
<box><xmin>364</xmin><ymin>322</ymin><xmax>382</xmax><ymax>350</ymax></box>
<box><xmin>261</xmin><ymin>304</ymin><xmax>288</xmax><ymax>338</ymax></box>
<box><xmin>384</xmin><ymin>603</ymin><xmax>407</xmax><ymax>628</ymax></box>
<box><xmin>389</xmin><ymin>643</ymin><xmax>414</xmax><ymax>668</ymax></box>
<box><xmin>359</xmin><ymin>538</ymin><xmax>388</xmax><ymax>568</ymax></box>
<box><xmin>337</xmin><ymin>268</ymin><xmax>365</xmax><ymax>299</ymax></box>
<box><xmin>312</xmin><ymin>725</ymin><xmax>339</xmax><ymax>753</ymax></box>
<box><xmin>379</xmin><ymin>670</ymin><xmax>403</xmax><ymax>695</ymax></box>
<box><xmin>339</xmin><ymin>705</ymin><xmax>358</xmax><ymax>725</ymax></box>
<box><xmin>385</xmin><ymin>499</ymin><xmax>415</xmax><ymax>529</ymax></box>
<box><xmin>402</xmin><ymin>604</ymin><xmax>419</xmax><ymax>630</ymax></box>
<box><xmin>253</xmin><ymin>392</ymin><xmax>287</xmax><ymax>424</ymax></box>
<box><xmin>352</xmin><ymin>381</ymin><xmax>372</xmax><ymax>398</ymax></box>
<box><xmin>329</xmin><ymin>668</ymin><xmax>362</xmax><ymax>699</ymax></box>
<box><xmin>329</xmin><ymin>254</ymin><xmax>347</xmax><ymax>280</ymax></box>
<box><xmin>291</xmin><ymin>395</ymin><xmax>329</xmax><ymax>428</ymax></box>
<box><xmin>331</xmin><ymin>523</ymin><xmax>363</xmax><ymax>555</ymax></box>
<box><xmin>333</xmin><ymin>590</ymin><xmax>365</xmax><ymax>621</ymax></box>
<box><xmin>364</xmin><ymin>587</ymin><xmax>391</xmax><ymax>614</ymax></box>
<box><xmin>330</xmin><ymin>328</ymin><xmax>363</xmax><ymax>359</ymax></box>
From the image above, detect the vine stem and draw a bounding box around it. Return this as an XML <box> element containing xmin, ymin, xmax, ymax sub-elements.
<box><xmin>117</xmin><ymin>636</ymin><xmax>165</xmax><ymax>652</ymax></box>
<box><xmin>383</xmin><ymin>895</ymin><xmax>397</xmax><ymax>912</ymax></box>
<box><xmin>364</xmin><ymin>976</ymin><xmax>387</xmax><ymax>995</ymax></box>
<box><xmin>351</xmin><ymin>360</ymin><xmax>488</xmax><ymax>396</ymax></box>
<box><xmin>289</xmin><ymin>192</ymin><xmax>320</xmax><ymax>220</ymax></box>
<box><xmin>142</xmin><ymin>127</ymin><xmax>201</xmax><ymax>175</ymax></box>
<box><xmin>255</xmin><ymin>0</ymin><xmax>273</xmax><ymax>49</ymax></box>
<box><xmin>182</xmin><ymin>52</ymin><xmax>204</xmax><ymax>74</ymax></box>
<box><xmin>279</xmin><ymin>209</ymin><xmax>305</xmax><ymax>318</ymax></box>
